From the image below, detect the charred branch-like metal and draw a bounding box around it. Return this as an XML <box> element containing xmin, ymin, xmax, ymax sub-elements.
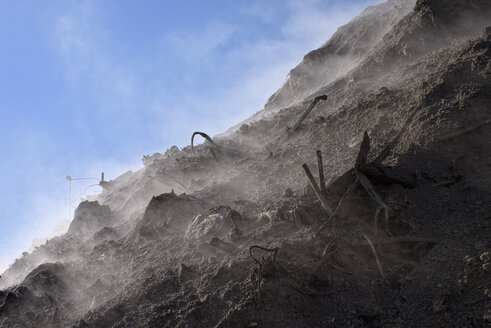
<box><xmin>191</xmin><ymin>131</ymin><xmax>219</xmax><ymax>163</ymax></box>
<box><xmin>302</xmin><ymin>163</ymin><xmax>334</xmax><ymax>215</ymax></box>
<box><xmin>278</xmin><ymin>95</ymin><xmax>327</xmax><ymax>145</ymax></box>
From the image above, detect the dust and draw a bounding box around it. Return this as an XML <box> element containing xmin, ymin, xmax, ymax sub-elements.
<box><xmin>1</xmin><ymin>0</ymin><xmax>491</xmax><ymax>327</ymax></box>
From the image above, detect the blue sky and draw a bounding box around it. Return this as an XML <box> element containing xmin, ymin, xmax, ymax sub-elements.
<box><xmin>0</xmin><ymin>0</ymin><xmax>383</xmax><ymax>271</ymax></box>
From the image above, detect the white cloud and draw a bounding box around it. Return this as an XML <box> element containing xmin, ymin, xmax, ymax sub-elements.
<box><xmin>54</xmin><ymin>2</ymin><xmax>139</xmax><ymax>115</ymax></box>
<box><xmin>55</xmin><ymin>2</ymin><xmax>95</xmax><ymax>54</ymax></box>
<box><xmin>163</xmin><ymin>22</ymin><xmax>236</xmax><ymax>68</ymax></box>
<box><xmin>152</xmin><ymin>0</ymin><xmax>384</xmax><ymax>134</ymax></box>
<box><xmin>282</xmin><ymin>0</ymin><xmax>353</xmax><ymax>43</ymax></box>
<box><xmin>52</xmin><ymin>0</ymin><xmax>384</xmax><ymax>144</ymax></box>
<box><xmin>54</xmin><ymin>1</ymin><xmax>99</xmax><ymax>81</ymax></box>
<box><xmin>239</xmin><ymin>1</ymin><xmax>279</xmax><ymax>23</ymax></box>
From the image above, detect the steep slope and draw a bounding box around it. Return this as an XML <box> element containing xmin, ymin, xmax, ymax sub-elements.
<box><xmin>266</xmin><ymin>0</ymin><xmax>416</xmax><ymax>109</ymax></box>
<box><xmin>1</xmin><ymin>1</ymin><xmax>490</xmax><ymax>327</ymax></box>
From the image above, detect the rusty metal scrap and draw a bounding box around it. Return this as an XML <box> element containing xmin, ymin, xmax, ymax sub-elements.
<box><xmin>278</xmin><ymin>95</ymin><xmax>327</xmax><ymax>145</ymax></box>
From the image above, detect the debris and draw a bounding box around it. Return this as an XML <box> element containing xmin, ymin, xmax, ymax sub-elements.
<box><xmin>234</xmin><ymin>199</ymin><xmax>259</xmax><ymax>207</ymax></box>
<box><xmin>373</xmin><ymin>205</ymin><xmax>390</xmax><ymax>235</ymax></box>
<box><xmin>433</xmin><ymin>292</ymin><xmax>451</xmax><ymax>314</ymax></box>
<box><xmin>258</xmin><ymin>211</ymin><xmax>273</xmax><ymax>224</ymax></box>
<box><xmin>355</xmin><ymin>131</ymin><xmax>371</xmax><ymax>168</ymax></box>
<box><xmin>138</xmin><ymin>192</ymin><xmax>208</xmax><ymax>238</ymax></box>
<box><xmin>249</xmin><ymin>245</ymin><xmax>280</xmax><ymax>302</ymax></box>
<box><xmin>439</xmin><ymin>118</ymin><xmax>491</xmax><ymax>142</ymax></box>
<box><xmin>67</xmin><ymin>201</ymin><xmax>116</xmax><ymax>238</ymax></box>
<box><xmin>356</xmin><ymin>169</ymin><xmax>391</xmax><ymax>235</ymax></box>
<box><xmin>191</xmin><ymin>131</ymin><xmax>248</xmax><ymax>164</ymax></box>
<box><xmin>321</xmin><ymin>239</ymin><xmax>336</xmax><ymax>258</ymax></box>
<box><xmin>356</xmin><ymin>131</ymin><xmax>414</xmax><ymax>188</ymax></box>
<box><xmin>317</xmin><ymin>131</ymin><xmax>414</xmax><ymax>236</ymax></box>
<box><xmin>250</xmin><ymin>245</ymin><xmax>278</xmax><ymax>261</ymax></box>
<box><xmin>185</xmin><ymin>211</ymin><xmax>225</xmax><ymax>241</ymax></box>
<box><xmin>249</xmin><ymin>246</ymin><xmax>279</xmax><ymax>268</ymax></box>
<box><xmin>293</xmin><ymin>206</ymin><xmax>316</xmax><ymax>225</ymax></box>
<box><xmin>480</xmin><ymin>252</ymin><xmax>490</xmax><ymax>263</ymax></box>
<box><xmin>301</xmin><ymin>241</ymin><xmax>341</xmax><ymax>275</ymax></box>
<box><xmin>302</xmin><ymin>163</ymin><xmax>333</xmax><ymax>215</ymax></box>
<box><xmin>210</xmin><ymin>238</ymin><xmax>237</xmax><ymax>254</ymax></box>
<box><xmin>177</xmin><ymin>264</ymin><xmax>195</xmax><ymax>283</ymax></box>
<box><xmin>354</xmin><ymin>132</ymin><xmax>392</xmax><ymax>235</ymax></box>
<box><xmin>464</xmin><ymin>255</ymin><xmax>478</xmax><ymax>265</ymax></box>
<box><xmin>316</xmin><ymin>150</ymin><xmax>327</xmax><ymax>195</ymax></box>
<box><xmin>185</xmin><ymin>206</ymin><xmax>242</xmax><ymax>241</ymax></box>
<box><xmin>156</xmin><ymin>169</ymin><xmax>191</xmax><ymax>194</ymax></box>
<box><xmin>191</xmin><ymin>131</ymin><xmax>215</xmax><ymax>154</ymax></box>
<box><xmin>330</xmin><ymin>178</ymin><xmax>358</xmax><ymax>220</ymax></box>
<box><xmin>191</xmin><ymin>131</ymin><xmax>219</xmax><ymax>163</ymax></box>
<box><xmin>278</xmin><ymin>95</ymin><xmax>327</xmax><ymax>145</ymax></box>
<box><xmin>315</xmin><ymin>178</ymin><xmax>358</xmax><ymax>235</ymax></box>
<box><xmin>142</xmin><ymin>152</ymin><xmax>165</xmax><ymax>166</ymax></box>
<box><xmin>363</xmin><ymin>234</ymin><xmax>385</xmax><ymax>280</ymax></box>
<box><xmin>228</xmin><ymin>227</ymin><xmax>242</xmax><ymax>243</ymax></box>
<box><xmin>240</xmin><ymin>124</ymin><xmax>250</xmax><ymax>133</ymax></box>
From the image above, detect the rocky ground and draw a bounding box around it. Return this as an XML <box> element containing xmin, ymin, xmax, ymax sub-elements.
<box><xmin>0</xmin><ymin>0</ymin><xmax>490</xmax><ymax>327</ymax></box>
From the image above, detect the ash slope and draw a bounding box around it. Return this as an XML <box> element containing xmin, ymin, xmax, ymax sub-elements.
<box><xmin>1</xmin><ymin>0</ymin><xmax>491</xmax><ymax>327</ymax></box>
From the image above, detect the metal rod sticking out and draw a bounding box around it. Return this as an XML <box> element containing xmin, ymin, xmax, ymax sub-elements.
<box><xmin>316</xmin><ymin>150</ymin><xmax>326</xmax><ymax>195</ymax></box>
<box><xmin>278</xmin><ymin>95</ymin><xmax>327</xmax><ymax>145</ymax></box>
<box><xmin>302</xmin><ymin>163</ymin><xmax>333</xmax><ymax>215</ymax></box>
<box><xmin>191</xmin><ymin>131</ymin><xmax>215</xmax><ymax>154</ymax></box>
<box><xmin>191</xmin><ymin>131</ymin><xmax>219</xmax><ymax>163</ymax></box>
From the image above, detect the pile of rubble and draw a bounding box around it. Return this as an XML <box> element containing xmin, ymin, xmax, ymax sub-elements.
<box><xmin>0</xmin><ymin>0</ymin><xmax>490</xmax><ymax>326</ymax></box>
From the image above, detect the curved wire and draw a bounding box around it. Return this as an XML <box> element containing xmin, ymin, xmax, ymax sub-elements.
<box><xmin>70</xmin><ymin>184</ymin><xmax>103</xmax><ymax>208</ymax></box>
<box><xmin>191</xmin><ymin>131</ymin><xmax>215</xmax><ymax>154</ymax></box>
<box><xmin>191</xmin><ymin>131</ymin><xmax>219</xmax><ymax>163</ymax></box>
<box><xmin>157</xmin><ymin>171</ymin><xmax>190</xmax><ymax>194</ymax></box>
<box><xmin>83</xmin><ymin>184</ymin><xmax>103</xmax><ymax>197</ymax></box>
<box><xmin>70</xmin><ymin>177</ymin><xmax>100</xmax><ymax>181</ymax></box>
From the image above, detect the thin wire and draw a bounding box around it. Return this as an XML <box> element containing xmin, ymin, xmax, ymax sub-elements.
<box><xmin>70</xmin><ymin>177</ymin><xmax>99</xmax><ymax>181</ymax></box>
<box><xmin>70</xmin><ymin>184</ymin><xmax>103</xmax><ymax>208</ymax></box>
<box><xmin>83</xmin><ymin>184</ymin><xmax>102</xmax><ymax>197</ymax></box>
<box><xmin>70</xmin><ymin>183</ymin><xmax>102</xmax><ymax>204</ymax></box>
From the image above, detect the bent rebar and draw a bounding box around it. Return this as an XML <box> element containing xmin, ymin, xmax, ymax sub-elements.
<box><xmin>278</xmin><ymin>95</ymin><xmax>327</xmax><ymax>145</ymax></box>
<box><xmin>191</xmin><ymin>131</ymin><xmax>219</xmax><ymax>163</ymax></box>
